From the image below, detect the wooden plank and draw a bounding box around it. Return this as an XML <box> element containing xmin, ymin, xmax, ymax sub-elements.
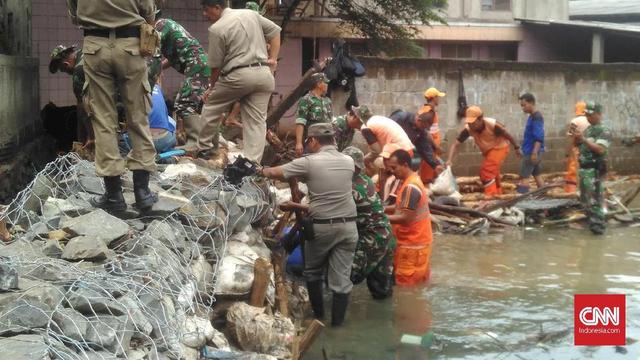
<box><xmin>272</xmin><ymin>248</ymin><xmax>289</xmax><ymax>317</ymax></box>
<box><xmin>0</xmin><ymin>219</ymin><xmax>11</xmax><ymax>243</ymax></box>
<box><xmin>250</xmin><ymin>258</ymin><xmax>273</xmax><ymax>307</ymax></box>
<box><xmin>299</xmin><ymin>319</ymin><xmax>325</xmax><ymax>358</ymax></box>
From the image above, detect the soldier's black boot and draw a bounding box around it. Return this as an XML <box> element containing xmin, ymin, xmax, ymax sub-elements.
<box><xmin>90</xmin><ymin>176</ymin><xmax>127</xmax><ymax>212</ymax></box>
<box><xmin>331</xmin><ymin>292</ymin><xmax>349</xmax><ymax>327</ymax></box>
<box><xmin>306</xmin><ymin>280</ymin><xmax>325</xmax><ymax>320</ymax></box>
<box><xmin>133</xmin><ymin>170</ymin><xmax>158</xmax><ymax>212</ymax></box>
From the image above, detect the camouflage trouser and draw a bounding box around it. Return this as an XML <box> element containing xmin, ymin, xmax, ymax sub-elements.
<box><xmin>351</xmin><ymin>229</ymin><xmax>395</xmax><ymax>299</ymax></box>
<box><xmin>579</xmin><ymin>168</ymin><xmax>606</xmax><ymax>234</ymax></box>
<box><xmin>175</xmin><ymin>54</ymin><xmax>210</xmax><ymax>119</ymax></box>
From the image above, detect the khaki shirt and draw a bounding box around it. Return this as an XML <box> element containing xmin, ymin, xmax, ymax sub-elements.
<box><xmin>282</xmin><ymin>145</ymin><xmax>357</xmax><ymax>220</ymax></box>
<box><xmin>207</xmin><ymin>8</ymin><xmax>281</xmax><ymax>74</ymax></box>
<box><xmin>67</xmin><ymin>0</ymin><xmax>155</xmax><ymax>29</ymax></box>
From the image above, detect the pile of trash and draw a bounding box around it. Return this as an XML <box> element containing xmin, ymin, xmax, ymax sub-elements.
<box><xmin>0</xmin><ymin>153</ymin><xmax>309</xmax><ymax>360</ymax></box>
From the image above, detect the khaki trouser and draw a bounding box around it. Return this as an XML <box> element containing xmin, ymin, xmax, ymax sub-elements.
<box><xmin>304</xmin><ymin>221</ymin><xmax>358</xmax><ymax>294</ymax></box>
<box><xmin>197</xmin><ymin>66</ymin><xmax>274</xmax><ymax>163</ymax></box>
<box><xmin>82</xmin><ymin>35</ymin><xmax>156</xmax><ymax>177</ymax></box>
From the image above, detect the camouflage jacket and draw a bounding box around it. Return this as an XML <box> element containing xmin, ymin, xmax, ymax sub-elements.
<box><xmin>333</xmin><ymin>115</ymin><xmax>355</xmax><ymax>152</ymax></box>
<box><xmin>352</xmin><ymin>173</ymin><xmax>394</xmax><ymax>240</ymax></box>
<box><xmin>296</xmin><ymin>93</ymin><xmax>333</xmax><ymax>137</ymax></box>
<box><xmin>155</xmin><ymin>18</ymin><xmax>209</xmax><ymax>75</ymax></box>
<box><xmin>579</xmin><ymin>123</ymin><xmax>612</xmax><ymax>167</ymax></box>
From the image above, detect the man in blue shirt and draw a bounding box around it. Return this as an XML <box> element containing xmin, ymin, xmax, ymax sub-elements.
<box><xmin>518</xmin><ymin>93</ymin><xmax>545</xmax><ymax>193</ymax></box>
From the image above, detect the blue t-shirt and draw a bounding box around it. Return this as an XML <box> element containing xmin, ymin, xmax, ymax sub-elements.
<box><xmin>521</xmin><ymin>111</ymin><xmax>545</xmax><ymax>155</ymax></box>
<box><xmin>148</xmin><ymin>85</ymin><xmax>175</xmax><ymax>133</ymax></box>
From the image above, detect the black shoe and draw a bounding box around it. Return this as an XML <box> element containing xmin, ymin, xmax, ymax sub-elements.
<box><xmin>331</xmin><ymin>292</ymin><xmax>349</xmax><ymax>327</ymax></box>
<box><xmin>133</xmin><ymin>170</ymin><xmax>158</xmax><ymax>212</ymax></box>
<box><xmin>306</xmin><ymin>280</ymin><xmax>325</xmax><ymax>320</ymax></box>
<box><xmin>89</xmin><ymin>176</ymin><xmax>127</xmax><ymax>212</ymax></box>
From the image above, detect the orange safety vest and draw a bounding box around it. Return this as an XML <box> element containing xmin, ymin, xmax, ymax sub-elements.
<box><xmin>466</xmin><ymin>117</ymin><xmax>509</xmax><ymax>155</ymax></box>
<box><xmin>392</xmin><ymin>172</ymin><xmax>432</xmax><ymax>246</ymax></box>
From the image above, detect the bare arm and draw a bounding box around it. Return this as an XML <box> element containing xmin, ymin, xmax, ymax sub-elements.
<box><xmin>261</xmin><ymin>166</ymin><xmax>286</xmax><ymax>181</ymax></box>
<box><xmin>295</xmin><ymin>125</ymin><xmax>305</xmax><ymax>156</ymax></box>
<box><xmin>388</xmin><ymin>209</ymin><xmax>418</xmax><ymax>225</ymax></box>
<box><xmin>447</xmin><ymin>140</ymin><xmax>461</xmax><ymax>166</ymax></box>
<box><xmin>267</xmin><ymin>35</ymin><xmax>281</xmax><ymax>71</ymax></box>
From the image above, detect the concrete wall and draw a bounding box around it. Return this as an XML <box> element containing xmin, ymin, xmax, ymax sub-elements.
<box><xmin>356</xmin><ymin>57</ymin><xmax>640</xmax><ymax>176</ymax></box>
<box><xmin>0</xmin><ymin>55</ymin><xmax>40</xmax><ymax>147</ymax></box>
<box><xmin>513</xmin><ymin>0</ymin><xmax>569</xmax><ymax>21</ymax></box>
<box><xmin>0</xmin><ymin>0</ymin><xmax>32</xmax><ymax>56</ymax></box>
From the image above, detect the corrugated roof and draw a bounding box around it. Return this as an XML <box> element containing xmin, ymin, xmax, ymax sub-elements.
<box><xmin>570</xmin><ymin>0</ymin><xmax>640</xmax><ymax>17</ymax></box>
<box><xmin>517</xmin><ymin>18</ymin><xmax>640</xmax><ymax>38</ymax></box>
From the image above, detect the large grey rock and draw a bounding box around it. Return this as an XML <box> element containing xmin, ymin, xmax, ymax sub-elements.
<box><xmin>82</xmin><ymin>351</ymin><xmax>119</xmax><ymax>360</ymax></box>
<box><xmin>62</xmin><ymin>209</ymin><xmax>129</xmax><ymax>246</ymax></box>
<box><xmin>79</xmin><ymin>176</ymin><xmax>104</xmax><ymax>195</ymax></box>
<box><xmin>0</xmin><ymin>334</ymin><xmax>51</xmax><ymax>359</ymax></box>
<box><xmin>118</xmin><ymin>295</ymin><xmax>153</xmax><ymax>339</ymax></box>
<box><xmin>52</xmin><ymin>308</ymin><xmax>88</xmax><ymax>342</ymax></box>
<box><xmin>62</xmin><ymin>236</ymin><xmax>110</xmax><ymax>261</ymax></box>
<box><xmin>145</xmin><ymin>220</ymin><xmax>185</xmax><ymax>251</ymax></box>
<box><xmin>150</xmin><ymin>192</ymin><xmax>191</xmax><ymax>215</ymax></box>
<box><xmin>0</xmin><ymin>278</ymin><xmax>65</xmax><ymax>310</ymax></box>
<box><xmin>42</xmin><ymin>240</ymin><xmax>64</xmax><ymax>258</ymax></box>
<box><xmin>0</xmin><ymin>262</ymin><xmax>19</xmax><ymax>291</ymax></box>
<box><xmin>66</xmin><ymin>287</ymin><xmax>126</xmax><ymax>316</ymax></box>
<box><xmin>0</xmin><ymin>299</ymin><xmax>51</xmax><ymax>335</ymax></box>
<box><xmin>24</xmin><ymin>175</ymin><xmax>55</xmax><ymax>213</ymax></box>
<box><xmin>85</xmin><ymin>316</ymin><xmax>133</xmax><ymax>356</ymax></box>
<box><xmin>42</xmin><ymin>196</ymin><xmax>92</xmax><ymax>218</ymax></box>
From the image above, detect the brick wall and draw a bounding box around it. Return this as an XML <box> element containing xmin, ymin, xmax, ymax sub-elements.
<box><xmin>356</xmin><ymin>57</ymin><xmax>640</xmax><ymax>175</ymax></box>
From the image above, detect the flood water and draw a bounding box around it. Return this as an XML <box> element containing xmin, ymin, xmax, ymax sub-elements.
<box><xmin>308</xmin><ymin>226</ymin><xmax>640</xmax><ymax>359</ymax></box>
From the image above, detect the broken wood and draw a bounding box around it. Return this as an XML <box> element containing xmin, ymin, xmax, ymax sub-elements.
<box><xmin>266</xmin><ymin>59</ymin><xmax>327</xmax><ymax>128</ymax></box>
<box><xmin>542</xmin><ymin>208</ymin><xmax>640</xmax><ymax>226</ymax></box>
<box><xmin>250</xmin><ymin>257</ymin><xmax>272</xmax><ymax>307</ymax></box>
<box><xmin>622</xmin><ymin>183</ymin><xmax>640</xmax><ymax>207</ymax></box>
<box><xmin>481</xmin><ymin>183</ymin><xmax>563</xmax><ymax>213</ymax></box>
<box><xmin>0</xmin><ymin>219</ymin><xmax>11</xmax><ymax>243</ymax></box>
<box><xmin>429</xmin><ymin>203</ymin><xmax>517</xmax><ymax>226</ymax></box>
<box><xmin>272</xmin><ymin>248</ymin><xmax>289</xmax><ymax>317</ymax></box>
<box><xmin>299</xmin><ymin>319</ymin><xmax>325</xmax><ymax>358</ymax></box>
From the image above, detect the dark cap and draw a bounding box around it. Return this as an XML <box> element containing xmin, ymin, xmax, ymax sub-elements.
<box><xmin>311</xmin><ymin>72</ymin><xmax>330</xmax><ymax>84</ymax></box>
<box><xmin>584</xmin><ymin>101</ymin><xmax>603</xmax><ymax>115</ymax></box>
<box><xmin>307</xmin><ymin>123</ymin><xmax>335</xmax><ymax>138</ymax></box>
<box><xmin>49</xmin><ymin>45</ymin><xmax>76</xmax><ymax>74</ymax></box>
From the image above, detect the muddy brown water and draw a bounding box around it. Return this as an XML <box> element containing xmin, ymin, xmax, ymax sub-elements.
<box><xmin>307</xmin><ymin>226</ymin><xmax>640</xmax><ymax>359</ymax></box>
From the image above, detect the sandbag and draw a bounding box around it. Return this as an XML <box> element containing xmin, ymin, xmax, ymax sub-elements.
<box><xmin>431</xmin><ymin>167</ymin><xmax>457</xmax><ymax>196</ymax></box>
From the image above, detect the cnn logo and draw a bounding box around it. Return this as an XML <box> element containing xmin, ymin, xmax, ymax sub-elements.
<box><xmin>578</xmin><ymin>307</ymin><xmax>619</xmax><ymax>326</ymax></box>
<box><xmin>574</xmin><ymin>294</ymin><xmax>625</xmax><ymax>346</ymax></box>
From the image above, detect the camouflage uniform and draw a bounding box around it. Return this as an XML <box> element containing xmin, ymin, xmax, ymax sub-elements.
<box><xmin>351</xmin><ymin>172</ymin><xmax>396</xmax><ymax>298</ymax></box>
<box><xmin>578</xmin><ymin>122</ymin><xmax>611</xmax><ymax>235</ymax></box>
<box><xmin>155</xmin><ymin>18</ymin><xmax>210</xmax><ymax>118</ymax></box>
<box><xmin>333</xmin><ymin>115</ymin><xmax>355</xmax><ymax>152</ymax></box>
<box><xmin>296</xmin><ymin>93</ymin><xmax>333</xmax><ymax>139</ymax></box>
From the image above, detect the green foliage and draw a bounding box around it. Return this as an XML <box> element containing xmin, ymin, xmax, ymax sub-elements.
<box><xmin>330</xmin><ymin>0</ymin><xmax>448</xmax><ymax>56</ymax></box>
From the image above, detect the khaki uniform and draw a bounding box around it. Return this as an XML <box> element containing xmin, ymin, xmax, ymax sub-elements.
<box><xmin>68</xmin><ymin>0</ymin><xmax>156</xmax><ymax>176</ymax></box>
<box><xmin>198</xmin><ymin>8</ymin><xmax>281</xmax><ymax>163</ymax></box>
<box><xmin>282</xmin><ymin>145</ymin><xmax>358</xmax><ymax>293</ymax></box>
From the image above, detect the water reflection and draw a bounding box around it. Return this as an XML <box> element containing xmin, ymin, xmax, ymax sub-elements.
<box><xmin>308</xmin><ymin>227</ymin><xmax>640</xmax><ymax>359</ymax></box>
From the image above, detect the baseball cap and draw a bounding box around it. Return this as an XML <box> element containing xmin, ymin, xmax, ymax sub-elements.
<box><xmin>584</xmin><ymin>101</ymin><xmax>603</xmax><ymax>115</ymax></box>
<box><xmin>49</xmin><ymin>45</ymin><xmax>76</xmax><ymax>73</ymax></box>
<box><xmin>307</xmin><ymin>123</ymin><xmax>335</xmax><ymax>138</ymax></box>
<box><xmin>575</xmin><ymin>101</ymin><xmax>587</xmax><ymax>116</ymax></box>
<box><xmin>464</xmin><ymin>106</ymin><xmax>483</xmax><ymax>124</ymax></box>
<box><xmin>418</xmin><ymin>104</ymin><xmax>433</xmax><ymax>115</ymax></box>
<box><xmin>311</xmin><ymin>72</ymin><xmax>330</xmax><ymax>84</ymax></box>
<box><xmin>424</xmin><ymin>87</ymin><xmax>446</xmax><ymax>100</ymax></box>
<box><xmin>343</xmin><ymin>146</ymin><xmax>365</xmax><ymax>170</ymax></box>
<box><xmin>351</xmin><ymin>105</ymin><xmax>371</xmax><ymax>123</ymax></box>
<box><xmin>380</xmin><ymin>143</ymin><xmax>401</xmax><ymax>159</ymax></box>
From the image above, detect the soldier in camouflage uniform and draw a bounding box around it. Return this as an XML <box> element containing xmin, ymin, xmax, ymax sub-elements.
<box><xmin>572</xmin><ymin>101</ymin><xmax>611</xmax><ymax>235</ymax></box>
<box><xmin>155</xmin><ymin>17</ymin><xmax>211</xmax><ymax>147</ymax></box>
<box><xmin>295</xmin><ymin>73</ymin><xmax>333</xmax><ymax>156</ymax></box>
<box><xmin>343</xmin><ymin>146</ymin><xmax>396</xmax><ymax>299</ymax></box>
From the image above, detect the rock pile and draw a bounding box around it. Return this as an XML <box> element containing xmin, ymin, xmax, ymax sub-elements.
<box><xmin>0</xmin><ymin>153</ymin><xmax>301</xmax><ymax>360</ymax></box>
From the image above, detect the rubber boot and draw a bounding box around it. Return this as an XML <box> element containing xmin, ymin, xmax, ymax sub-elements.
<box><xmin>183</xmin><ymin>113</ymin><xmax>202</xmax><ymax>150</ymax></box>
<box><xmin>331</xmin><ymin>292</ymin><xmax>350</xmax><ymax>327</ymax></box>
<box><xmin>306</xmin><ymin>281</ymin><xmax>325</xmax><ymax>320</ymax></box>
<box><xmin>133</xmin><ymin>170</ymin><xmax>158</xmax><ymax>212</ymax></box>
<box><xmin>90</xmin><ymin>176</ymin><xmax>127</xmax><ymax>212</ymax></box>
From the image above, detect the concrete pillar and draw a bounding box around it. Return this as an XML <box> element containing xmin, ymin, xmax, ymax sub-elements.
<box><xmin>591</xmin><ymin>32</ymin><xmax>605</xmax><ymax>64</ymax></box>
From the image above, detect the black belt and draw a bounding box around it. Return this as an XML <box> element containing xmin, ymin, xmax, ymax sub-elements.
<box><xmin>84</xmin><ymin>27</ymin><xmax>140</xmax><ymax>38</ymax></box>
<box><xmin>221</xmin><ymin>62</ymin><xmax>267</xmax><ymax>77</ymax></box>
<box><xmin>313</xmin><ymin>216</ymin><xmax>357</xmax><ymax>224</ymax></box>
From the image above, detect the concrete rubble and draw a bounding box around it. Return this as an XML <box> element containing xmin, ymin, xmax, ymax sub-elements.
<box><xmin>0</xmin><ymin>153</ymin><xmax>309</xmax><ymax>359</ymax></box>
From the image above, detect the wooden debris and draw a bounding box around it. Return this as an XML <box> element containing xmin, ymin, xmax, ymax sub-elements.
<box><xmin>48</xmin><ymin>229</ymin><xmax>69</xmax><ymax>242</ymax></box>
<box><xmin>249</xmin><ymin>258</ymin><xmax>272</xmax><ymax>307</ymax></box>
<box><xmin>481</xmin><ymin>183</ymin><xmax>562</xmax><ymax>213</ymax></box>
<box><xmin>430</xmin><ymin>203</ymin><xmax>517</xmax><ymax>226</ymax></box>
<box><xmin>272</xmin><ymin>248</ymin><xmax>289</xmax><ymax>317</ymax></box>
<box><xmin>299</xmin><ymin>319</ymin><xmax>325</xmax><ymax>358</ymax></box>
<box><xmin>0</xmin><ymin>219</ymin><xmax>11</xmax><ymax>243</ymax></box>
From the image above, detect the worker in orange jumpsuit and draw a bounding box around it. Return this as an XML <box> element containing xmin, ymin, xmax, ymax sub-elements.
<box><xmin>564</xmin><ymin>101</ymin><xmax>590</xmax><ymax>193</ymax></box>
<box><xmin>385</xmin><ymin>149</ymin><xmax>433</xmax><ymax>286</ymax></box>
<box><xmin>446</xmin><ymin>106</ymin><xmax>522</xmax><ymax>196</ymax></box>
<box><xmin>420</xmin><ymin>87</ymin><xmax>446</xmax><ymax>148</ymax></box>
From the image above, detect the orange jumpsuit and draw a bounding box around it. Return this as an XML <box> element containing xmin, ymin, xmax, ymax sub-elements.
<box><xmin>466</xmin><ymin>118</ymin><xmax>510</xmax><ymax>196</ymax></box>
<box><xmin>392</xmin><ymin>172</ymin><xmax>433</xmax><ymax>286</ymax></box>
<box><xmin>418</xmin><ymin>105</ymin><xmax>441</xmax><ymax>184</ymax></box>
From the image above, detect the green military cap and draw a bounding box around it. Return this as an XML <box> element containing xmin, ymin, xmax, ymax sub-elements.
<box><xmin>311</xmin><ymin>72</ymin><xmax>330</xmax><ymax>84</ymax></box>
<box><xmin>343</xmin><ymin>146</ymin><xmax>364</xmax><ymax>170</ymax></box>
<box><xmin>585</xmin><ymin>101</ymin><xmax>603</xmax><ymax>115</ymax></box>
<box><xmin>351</xmin><ymin>105</ymin><xmax>371</xmax><ymax>123</ymax></box>
<box><xmin>49</xmin><ymin>44</ymin><xmax>76</xmax><ymax>74</ymax></box>
<box><xmin>308</xmin><ymin>123</ymin><xmax>335</xmax><ymax>138</ymax></box>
